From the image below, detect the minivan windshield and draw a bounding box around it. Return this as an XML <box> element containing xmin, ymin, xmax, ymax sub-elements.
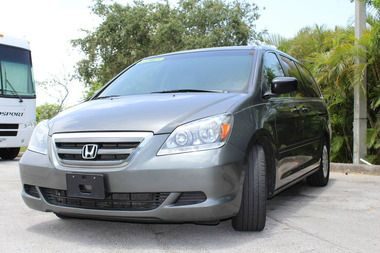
<box><xmin>98</xmin><ymin>50</ymin><xmax>254</xmax><ymax>97</ymax></box>
<box><xmin>0</xmin><ymin>44</ymin><xmax>35</xmax><ymax>98</ymax></box>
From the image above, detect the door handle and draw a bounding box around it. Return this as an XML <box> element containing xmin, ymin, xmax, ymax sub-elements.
<box><xmin>290</xmin><ymin>105</ymin><xmax>310</xmax><ymax>113</ymax></box>
<box><xmin>290</xmin><ymin>106</ymin><xmax>300</xmax><ymax>113</ymax></box>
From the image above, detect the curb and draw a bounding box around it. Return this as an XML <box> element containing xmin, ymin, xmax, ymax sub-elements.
<box><xmin>331</xmin><ymin>163</ymin><xmax>380</xmax><ymax>176</ymax></box>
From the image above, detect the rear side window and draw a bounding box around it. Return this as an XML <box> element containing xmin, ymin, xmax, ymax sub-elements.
<box><xmin>296</xmin><ymin>63</ymin><xmax>321</xmax><ymax>98</ymax></box>
<box><xmin>280</xmin><ymin>56</ymin><xmax>319</xmax><ymax>98</ymax></box>
<box><xmin>262</xmin><ymin>52</ymin><xmax>284</xmax><ymax>92</ymax></box>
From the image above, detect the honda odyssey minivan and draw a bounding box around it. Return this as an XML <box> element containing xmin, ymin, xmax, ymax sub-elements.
<box><xmin>20</xmin><ymin>46</ymin><xmax>330</xmax><ymax>231</ymax></box>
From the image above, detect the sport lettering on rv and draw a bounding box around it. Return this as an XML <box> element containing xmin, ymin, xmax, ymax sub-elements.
<box><xmin>0</xmin><ymin>112</ymin><xmax>24</xmax><ymax>117</ymax></box>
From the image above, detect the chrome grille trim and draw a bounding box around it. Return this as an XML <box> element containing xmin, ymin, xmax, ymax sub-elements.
<box><xmin>56</xmin><ymin>148</ymin><xmax>80</xmax><ymax>154</ymax></box>
<box><xmin>53</xmin><ymin>132</ymin><xmax>147</xmax><ymax>143</ymax></box>
<box><xmin>98</xmin><ymin>148</ymin><xmax>135</xmax><ymax>155</ymax></box>
<box><xmin>56</xmin><ymin>159</ymin><xmax>127</xmax><ymax>166</ymax></box>
<box><xmin>50</xmin><ymin>132</ymin><xmax>153</xmax><ymax>169</ymax></box>
<box><xmin>55</xmin><ymin>148</ymin><xmax>135</xmax><ymax>155</ymax></box>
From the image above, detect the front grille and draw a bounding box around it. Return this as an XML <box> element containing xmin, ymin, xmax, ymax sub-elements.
<box><xmin>0</xmin><ymin>131</ymin><xmax>17</xmax><ymax>136</ymax></box>
<box><xmin>40</xmin><ymin>187</ymin><xmax>169</xmax><ymax>211</ymax></box>
<box><xmin>56</xmin><ymin>142</ymin><xmax>139</xmax><ymax>161</ymax></box>
<box><xmin>24</xmin><ymin>184</ymin><xmax>40</xmax><ymax>198</ymax></box>
<box><xmin>0</xmin><ymin>124</ymin><xmax>18</xmax><ymax>137</ymax></box>
<box><xmin>52</xmin><ymin>132</ymin><xmax>152</xmax><ymax>167</ymax></box>
<box><xmin>0</xmin><ymin>124</ymin><xmax>19</xmax><ymax>129</ymax></box>
<box><xmin>174</xmin><ymin>192</ymin><xmax>207</xmax><ymax>206</ymax></box>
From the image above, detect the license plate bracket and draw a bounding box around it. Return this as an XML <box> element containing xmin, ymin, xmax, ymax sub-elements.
<box><xmin>66</xmin><ymin>173</ymin><xmax>105</xmax><ymax>199</ymax></box>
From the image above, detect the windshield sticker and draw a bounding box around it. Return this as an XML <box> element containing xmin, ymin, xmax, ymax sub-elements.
<box><xmin>139</xmin><ymin>57</ymin><xmax>165</xmax><ymax>64</ymax></box>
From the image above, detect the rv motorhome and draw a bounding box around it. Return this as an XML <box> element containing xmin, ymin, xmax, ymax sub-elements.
<box><xmin>0</xmin><ymin>34</ymin><xmax>36</xmax><ymax>160</ymax></box>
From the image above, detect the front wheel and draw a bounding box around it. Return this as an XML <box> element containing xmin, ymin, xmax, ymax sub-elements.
<box><xmin>307</xmin><ymin>143</ymin><xmax>330</xmax><ymax>187</ymax></box>
<box><xmin>0</xmin><ymin>148</ymin><xmax>20</xmax><ymax>160</ymax></box>
<box><xmin>232</xmin><ymin>145</ymin><xmax>267</xmax><ymax>232</ymax></box>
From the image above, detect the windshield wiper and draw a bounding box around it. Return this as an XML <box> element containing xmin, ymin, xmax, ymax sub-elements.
<box><xmin>4</xmin><ymin>69</ymin><xmax>23</xmax><ymax>103</ymax></box>
<box><xmin>94</xmin><ymin>95</ymin><xmax>121</xmax><ymax>100</ymax></box>
<box><xmin>94</xmin><ymin>89</ymin><xmax>226</xmax><ymax>98</ymax></box>
<box><xmin>151</xmin><ymin>89</ymin><xmax>225</xmax><ymax>94</ymax></box>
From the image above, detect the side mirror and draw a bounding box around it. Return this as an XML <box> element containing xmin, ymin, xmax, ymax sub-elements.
<box><xmin>271</xmin><ymin>77</ymin><xmax>298</xmax><ymax>94</ymax></box>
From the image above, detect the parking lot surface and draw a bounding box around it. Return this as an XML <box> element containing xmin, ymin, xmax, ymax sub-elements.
<box><xmin>1</xmin><ymin>159</ymin><xmax>379</xmax><ymax>253</ymax></box>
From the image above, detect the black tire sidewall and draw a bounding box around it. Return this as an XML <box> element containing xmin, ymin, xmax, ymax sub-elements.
<box><xmin>232</xmin><ymin>145</ymin><xmax>267</xmax><ymax>231</ymax></box>
<box><xmin>0</xmin><ymin>148</ymin><xmax>20</xmax><ymax>160</ymax></box>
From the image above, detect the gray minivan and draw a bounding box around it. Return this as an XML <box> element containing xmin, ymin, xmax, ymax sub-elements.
<box><xmin>20</xmin><ymin>46</ymin><xmax>330</xmax><ymax>231</ymax></box>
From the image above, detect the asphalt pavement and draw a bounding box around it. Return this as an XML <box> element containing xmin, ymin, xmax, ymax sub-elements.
<box><xmin>1</xmin><ymin>159</ymin><xmax>379</xmax><ymax>253</ymax></box>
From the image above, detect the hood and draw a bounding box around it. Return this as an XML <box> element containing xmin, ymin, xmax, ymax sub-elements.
<box><xmin>49</xmin><ymin>93</ymin><xmax>246</xmax><ymax>134</ymax></box>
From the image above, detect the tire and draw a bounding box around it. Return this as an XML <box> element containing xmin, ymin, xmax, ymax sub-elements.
<box><xmin>0</xmin><ymin>148</ymin><xmax>20</xmax><ymax>160</ymax></box>
<box><xmin>307</xmin><ymin>143</ymin><xmax>330</xmax><ymax>187</ymax></box>
<box><xmin>232</xmin><ymin>145</ymin><xmax>267</xmax><ymax>232</ymax></box>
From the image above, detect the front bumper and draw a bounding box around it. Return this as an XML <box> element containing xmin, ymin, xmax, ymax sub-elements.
<box><xmin>19</xmin><ymin>134</ymin><xmax>246</xmax><ymax>222</ymax></box>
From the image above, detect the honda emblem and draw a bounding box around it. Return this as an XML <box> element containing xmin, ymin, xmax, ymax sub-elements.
<box><xmin>81</xmin><ymin>144</ymin><xmax>98</xmax><ymax>160</ymax></box>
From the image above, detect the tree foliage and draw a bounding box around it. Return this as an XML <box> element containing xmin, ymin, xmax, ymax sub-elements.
<box><xmin>73</xmin><ymin>0</ymin><xmax>260</xmax><ymax>97</ymax></box>
<box><xmin>37</xmin><ymin>73</ymin><xmax>72</xmax><ymax>112</ymax></box>
<box><xmin>272</xmin><ymin>1</ymin><xmax>380</xmax><ymax>164</ymax></box>
<box><xmin>36</xmin><ymin>103</ymin><xmax>61</xmax><ymax>122</ymax></box>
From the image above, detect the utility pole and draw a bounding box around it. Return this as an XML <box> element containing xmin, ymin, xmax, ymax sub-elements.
<box><xmin>353</xmin><ymin>0</ymin><xmax>367</xmax><ymax>164</ymax></box>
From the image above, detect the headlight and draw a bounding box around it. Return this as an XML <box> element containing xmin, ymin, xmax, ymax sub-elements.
<box><xmin>28</xmin><ymin>120</ymin><xmax>49</xmax><ymax>155</ymax></box>
<box><xmin>157</xmin><ymin>114</ymin><xmax>233</xmax><ymax>155</ymax></box>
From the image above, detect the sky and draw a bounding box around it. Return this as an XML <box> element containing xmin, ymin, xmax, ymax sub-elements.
<box><xmin>0</xmin><ymin>0</ymin><xmax>355</xmax><ymax>106</ymax></box>
<box><xmin>255</xmin><ymin>0</ymin><xmax>355</xmax><ymax>37</ymax></box>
